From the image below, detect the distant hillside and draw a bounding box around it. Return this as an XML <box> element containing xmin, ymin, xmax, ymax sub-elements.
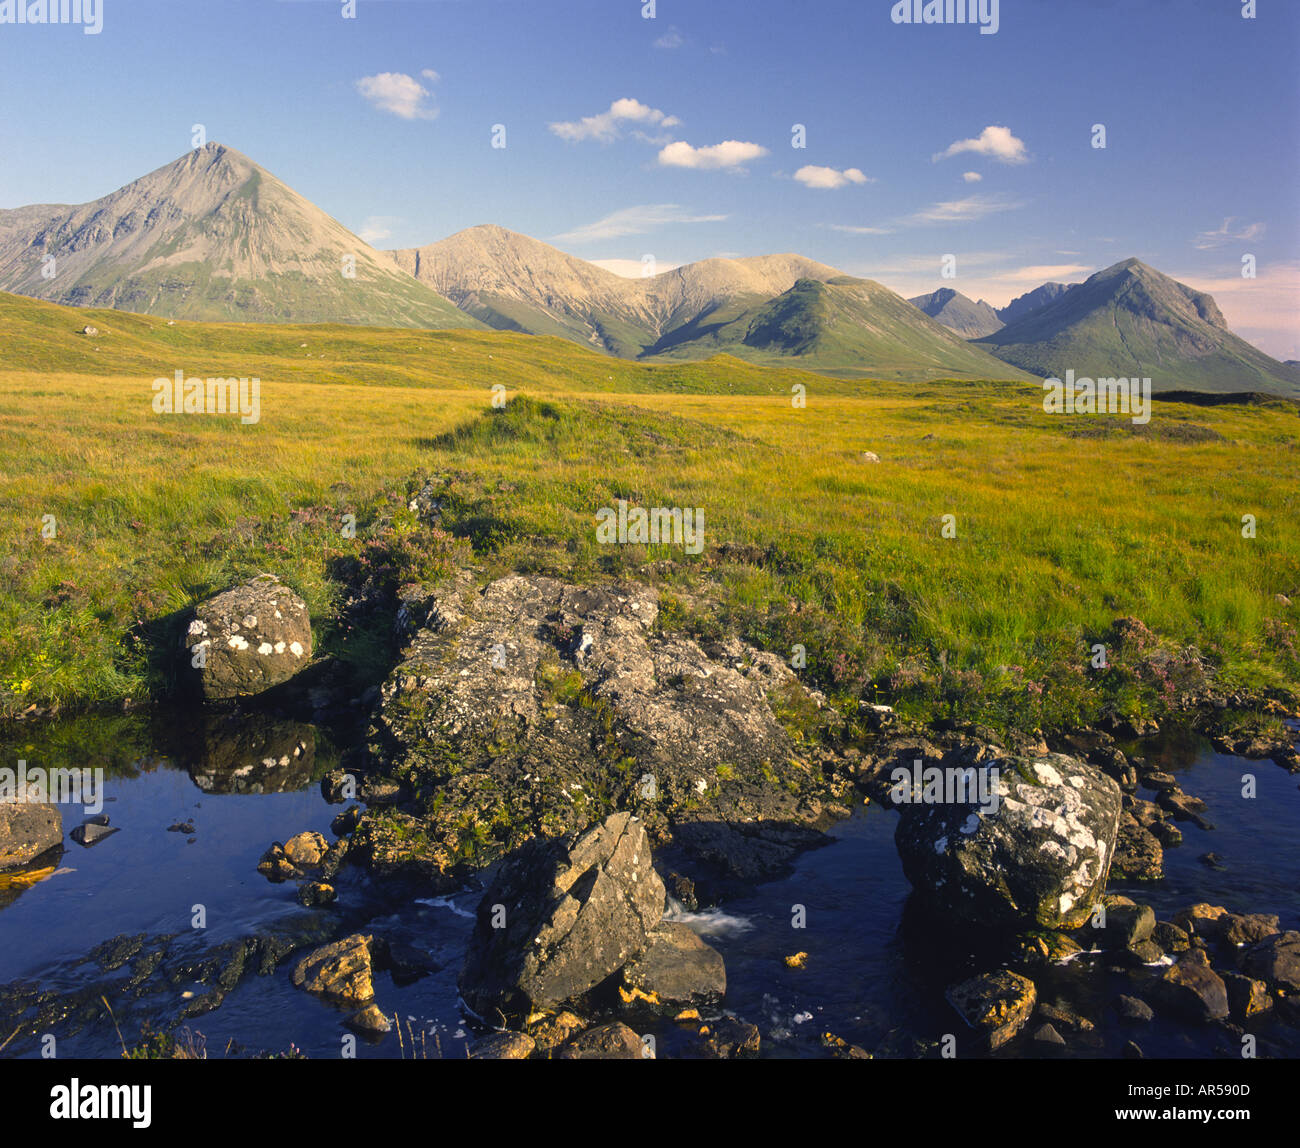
<box><xmin>648</xmin><ymin>277</ymin><xmax>1035</xmax><ymax>381</ymax></box>
<box><xmin>975</xmin><ymin>259</ymin><xmax>1300</xmax><ymax>395</ymax></box>
<box><xmin>0</xmin><ymin>144</ymin><xmax>479</xmax><ymax>329</ymax></box>
<box><xmin>909</xmin><ymin>288</ymin><xmax>1003</xmax><ymax>338</ymax></box>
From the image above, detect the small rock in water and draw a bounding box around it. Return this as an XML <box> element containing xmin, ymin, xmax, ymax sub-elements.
<box><xmin>698</xmin><ymin>1017</ymin><xmax>760</xmax><ymax>1059</ymax></box>
<box><xmin>468</xmin><ymin>1031</ymin><xmax>534</xmax><ymax>1059</ymax></box>
<box><xmin>555</xmin><ymin>1022</ymin><xmax>647</xmax><ymax>1060</ymax></box>
<box><xmin>1113</xmin><ymin>995</ymin><xmax>1154</xmax><ymax>1024</ymax></box>
<box><xmin>1153</xmin><ymin>949</ymin><xmax>1230</xmax><ymax>1022</ymax></box>
<box><xmin>70</xmin><ymin>822</ymin><xmax>118</xmax><ymax>847</ymax></box>
<box><xmin>1198</xmin><ymin>851</ymin><xmax>1226</xmax><ymax>870</ymax></box>
<box><xmin>1032</xmin><ymin>1022</ymin><xmax>1065</xmax><ymax>1047</ymax></box>
<box><xmin>283</xmin><ymin>830</ymin><xmax>328</xmax><ymax>869</ymax></box>
<box><xmin>945</xmin><ymin>970</ymin><xmax>1038</xmax><ymax>1051</ymax></box>
<box><xmin>297</xmin><ymin>881</ymin><xmax>336</xmax><ymax>908</ymax></box>
<box><xmin>291</xmin><ymin>934</ymin><xmax>375</xmax><ymax>1004</ymax></box>
<box><xmin>347</xmin><ymin>1004</ymin><xmax>392</xmax><ymax>1035</ymax></box>
<box><xmin>168</xmin><ymin>821</ymin><xmax>195</xmax><ymax>834</ymax></box>
<box><xmin>620</xmin><ymin>922</ymin><xmax>726</xmax><ymax>1009</ymax></box>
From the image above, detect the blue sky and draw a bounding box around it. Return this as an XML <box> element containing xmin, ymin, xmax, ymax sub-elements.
<box><xmin>1</xmin><ymin>0</ymin><xmax>1296</xmax><ymax>356</ymax></box>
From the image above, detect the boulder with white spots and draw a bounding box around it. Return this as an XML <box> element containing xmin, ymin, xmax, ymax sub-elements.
<box><xmin>184</xmin><ymin>575</ymin><xmax>313</xmax><ymax>701</ymax></box>
<box><xmin>895</xmin><ymin>752</ymin><xmax>1123</xmax><ymax>930</ymax></box>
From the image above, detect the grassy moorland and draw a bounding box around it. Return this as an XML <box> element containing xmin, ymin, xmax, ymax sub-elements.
<box><xmin>0</xmin><ymin>292</ymin><xmax>1297</xmax><ymax>737</ymax></box>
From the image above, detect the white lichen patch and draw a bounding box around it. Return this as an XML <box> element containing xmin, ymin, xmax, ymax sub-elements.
<box><xmin>242</xmin><ymin>615</ymin><xmax>258</xmax><ymax>629</ymax></box>
<box><xmin>1039</xmin><ymin>839</ymin><xmax>1069</xmax><ymax>862</ymax></box>
<box><xmin>274</xmin><ymin>642</ymin><xmax>286</xmax><ymax>654</ymax></box>
<box><xmin>1033</xmin><ymin>762</ymin><xmax>1063</xmax><ymax>786</ymax></box>
<box><xmin>228</xmin><ymin>635</ymin><xmax>249</xmax><ymax>651</ymax></box>
<box><xmin>187</xmin><ymin>619</ymin><xmax>208</xmax><ymax>637</ymax></box>
<box><xmin>258</xmin><ymin>642</ymin><xmax>274</xmax><ymax>655</ymax></box>
<box><xmin>289</xmin><ymin>642</ymin><xmax>304</xmax><ymax>657</ymax></box>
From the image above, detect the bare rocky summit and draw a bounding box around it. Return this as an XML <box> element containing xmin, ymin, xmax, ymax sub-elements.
<box><xmin>0</xmin><ymin>143</ymin><xmax>477</xmax><ymax>327</ymax></box>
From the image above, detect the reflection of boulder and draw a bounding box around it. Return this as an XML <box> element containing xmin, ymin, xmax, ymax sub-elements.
<box><xmin>0</xmin><ymin>845</ymin><xmax>64</xmax><ymax>910</ymax></box>
<box><xmin>189</xmin><ymin>714</ymin><xmax>316</xmax><ymax>794</ymax></box>
<box><xmin>0</xmin><ymin>802</ymin><xmax>63</xmax><ymax>870</ymax></box>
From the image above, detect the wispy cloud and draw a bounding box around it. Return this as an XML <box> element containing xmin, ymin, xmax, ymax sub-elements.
<box><xmin>826</xmin><ymin>224</ymin><xmax>893</xmax><ymax>236</ymax></box>
<box><xmin>793</xmin><ymin>165</ymin><xmax>872</xmax><ymax>190</ymax></box>
<box><xmin>549</xmin><ymin>98</ymin><xmax>680</xmax><ymax>144</ymax></box>
<box><xmin>934</xmin><ymin>125</ymin><xmax>1028</xmax><ymax>165</ymax></box>
<box><xmin>653</xmin><ymin>26</ymin><xmax>684</xmax><ymax>49</ymax></box>
<box><xmin>1178</xmin><ymin>260</ymin><xmax>1300</xmax><ymax>360</ymax></box>
<box><xmin>658</xmin><ymin>140</ymin><xmax>768</xmax><ymax>171</ymax></box>
<box><xmin>962</xmin><ymin>171</ymin><xmax>982</xmax><ymax>183</ymax></box>
<box><xmin>900</xmin><ymin>194</ymin><xmax>1024</xmax><ymax>225</ymax></box>
<box><xmin>1193</xmin><ymin>217</ymin><xmax>1266</xmax><ymax>250</ymax></box>
<box><xmin>355</xmin><ymin>69</ymin><xmax>440</xmax><ymax>120</ymax></box>
<box><xmin>554</xmin><ymin>203</ymin><xmax>728</xmax><ymax>244</ymax></box>
<box><xmin>843</xmin><ymin>253</ymin><xmax>1088</xmax><ymax>309</ymax></box>
<box><xmin>356</xmin><ymin>215</ymin><xmax>401</xmax><ymax>244</ymax></box>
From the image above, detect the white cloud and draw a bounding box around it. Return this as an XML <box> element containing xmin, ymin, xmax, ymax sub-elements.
<box><xmin>654</xmin><ymin>27</ymin><xmax>684</xmax><ymax>49</ymax></box>
<box><xmin>901</xmin><ymin>194</ymin><xmax>1024</xmax><ymax>225</ymax></box>
<box><xmin>589</xmin><ymin>258</ymin><xmax>684</xmax><ymax>278</ymax></box>
<box><xmin>356</xmin><ymin>71</ymin><xmax>439</xmax><ymax>120</ymax></box>
<box><xmin>934</xmin><ymin>125</ymin><xmax>1028</xmax><ymax>165</ymax></box>
<box><xmin>1193</xmin><ymin>217</ymin><xmax>1266</xmax><ymax>250</ymax></box>
<box><xmin>658</xmin><ymin>140</ymin><xmax>768</xmax><ymax>171</ymax></box>
<box><xmin>554</xmin><ymin>203</ymin><xmax>728</xmax><ymax>244</ymax></box>
<box><xmin>549</xmin><ymin>98</ymin><xmax>681</xmax><ymax>144</ymax></box>
<box><xmin>962</xmin><ymin>171</ymin><xmax>982</xmax><ymax>183</ymax></box>
<box><xmin>793</xmin><ymin>165</ymin><xmax>872</xmax><ymax>190</ymax></box>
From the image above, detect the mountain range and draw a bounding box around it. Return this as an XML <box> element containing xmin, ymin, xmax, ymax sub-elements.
<box><xmin>0</xmin><ymin>143</ymin><xmax>1294</xmax><ymax>394</ymax></box>
<box><xmin>909</xmin><ymin>281</ymin><xmax>1080</xmax><ymax>338</ymax></box>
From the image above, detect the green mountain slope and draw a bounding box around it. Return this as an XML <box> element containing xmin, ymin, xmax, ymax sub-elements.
<box><xmin>976</xmin><ymin>258</ymin><xmax>1300</xmax><ymax>395</ymax></box>
<box><xmin>645</xmin><ymin>277</ymin><xmax>1035</xmax><ymax>381</ymax></box>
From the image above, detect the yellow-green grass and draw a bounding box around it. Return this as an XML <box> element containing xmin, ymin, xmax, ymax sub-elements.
<box><xmin>0</xmin><ymin>325</ymin><xmax>1297</xmax><ymax>731</ymax></box>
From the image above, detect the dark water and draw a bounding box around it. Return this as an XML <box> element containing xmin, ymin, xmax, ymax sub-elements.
<box><xmin>1</xmin><ymin>717</ymin><xmax>1297</xmax><ymax>1059</ymax></box>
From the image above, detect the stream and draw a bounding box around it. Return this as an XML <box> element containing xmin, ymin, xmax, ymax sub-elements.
<box><xmin>1</xmin><ymin>713</ymin><xmax>1297</xmax><ymax>1059</ymax></box>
